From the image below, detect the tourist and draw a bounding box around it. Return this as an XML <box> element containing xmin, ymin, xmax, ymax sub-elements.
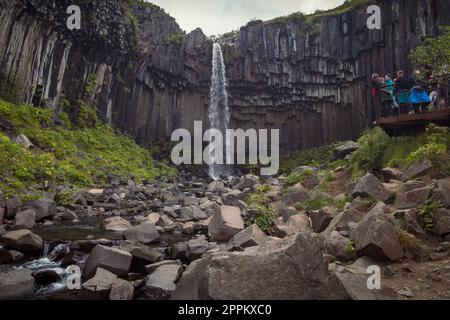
<box><xmin>410</xmin><ymin>70</ymin><xmax>431</xmax><ymax>113</ymax></box>
<box><xmin>385</xmin><ymin>74</ymin><xmax>399</xmax><ymax>116</ymax></box>
<box><xmin>394</xmin><ymin>70</ymin><xmax>412</xmax><ymax>114</ymax></box>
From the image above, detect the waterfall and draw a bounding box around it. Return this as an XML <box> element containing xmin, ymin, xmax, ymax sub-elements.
<box><xmin>208</xmin><ymin>43</ymin><xmax>233</xmax><ymax>180</ymax></box>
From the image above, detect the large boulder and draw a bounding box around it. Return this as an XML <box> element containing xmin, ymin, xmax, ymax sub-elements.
<box><xmin>394</xmin><ymin>187</ymin><xmax>432</xmax><ymax>209</ymax></box>
<box><xmin>27</xmin><ymin>198</ymin><xmax>57</xmax><ymax>221</ymax></box>
<box><xmin>208</xmin><ymin>206</ymin><xmax>244</xmax><ymax>242</ymax></box>
<box><xmin>0</xmin><ymin>269</ymin><xmax>34</xmax><ymax>299</ymax></box>
<box><xmin>110</xmin><ymin>278</ymin><xmax>134</xmax><ymax>300</ymax></box>
<box><xmin>13</xmin><ymin>209</ymin><xmax>36</xmax><ymax>229</ymax></box>
<box><xmin>226</xmin><ymin>224</ymin><xmax>268</xmax><ymax>251</ymax></box>
<box><xmin>124</xmin><ymin>222</ymin><xmax>160</xmax><ymax>244</ymax></box>
<box><xmin>381</xmin><ymin>167</ymin><xmax>403</xmax><ymax>182</ymax></box>
<box><xmin>102</xmin><ymin>217</ymin><xmax>132</xmax><ymax>232</ymax></box>
<box><xmin>187</xmin><ymin>236</ymin><xmax>210</xmax><ymax>261</ymax></box>
<box><xmin>324</xmin><ymin>231</ymin><xmax>355</xmax><ymax>262</ymax></box>
<box><xmin>83</xmin><ymin>267</ymin><xmax>117</xmax><ymax>292</ymax></box>
<box><xmin>280</xmin><ymin>189</ymin><xmax>309</xmax><ymax>206</ymax></box>
<box><xmin>1</xmin><ymin>229</ymin><xmax>43</xmax><ymax>255</ymax></box>
<box><xmin>310</xmin><ymin>207</ymin><xmax>336</xmax><ymax>233</ymax></box>
<box><xmin>433</xmin><ymin>208</ymin><xmax>450</xmax><ymax>237</ymax></box>
<box><xmin>334</xmin><ymin>141</ymin><xmax>359</xmax><ymax>159</ymax></box>
<box><xmin>322</xmin><ymin>208</ymin><xmax>365</xmax><ymax>236</ymax></box>
<box><xmin>273</xmin><ymin>214</ymin><xmax>310</xmax><ymax>237</ymax></box>
<box><xmin>351</xmin><ymin>173</ymin><xmax>390</xmax><ymax>202</ymax></box>
<box><xmin>234</xmin><ymin>175</ymin><xmax>258</xmax><ymax>191</ymax></box>
<box><xmin>5</xmin><ymin>197</ymin><xmax>22</xmax><ymax>219</ymax></box>
<box><xmin>145</xmin><ymin>264</ymin><xmax>183</xmax><ymax>300</ymax></box>
<box><xmin>401</xmin><ymin>160</ymin><xmax>432</xmax><ymax>181</ymax></box>
<box><xmin>83</xmin><ymin>245</ymin><xmax>132</xmax><ymax>280</ymax></box>
<box><xmin>430</xmin><ymin>178</ymin><xmax>450</xmax><ymax>207</ymax></box>
<box><xmin>172</xmin><ymin>233</ymin><xmax>350</xmax><ymax>300</ymax></box>
<box><xmin>119</xmin><ymin>241</ymin><xmax>162</xmax><ymax>264</ymax></box>
<box><xmin>350</xmin><ymin>214</ymin><xmax>403</xmax><ymax>261</ymax></box>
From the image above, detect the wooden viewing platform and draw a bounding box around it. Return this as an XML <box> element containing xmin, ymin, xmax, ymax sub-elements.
<box><xmin>377</xmin><ymin>108</ymin><xmax>450</xmax><ymax>130</ymax></box>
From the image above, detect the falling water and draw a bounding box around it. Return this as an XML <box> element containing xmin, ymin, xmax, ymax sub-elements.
<box><xmin>208</xmin><ymin>43</ymin><xmax>233</xmax><ymax>180</ymax></box>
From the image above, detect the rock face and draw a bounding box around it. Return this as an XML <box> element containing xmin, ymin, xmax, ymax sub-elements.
<box><xmin>208</xmin><ymin>206</ymin><xmax>244</xmax><ymax>242</ymax></box>
<box><xmin>172</xmin><ymin>233</ymin><xmax>350</xmax><ymax>300</ymax></box>
<box><xmin>0</xmin><ymin>269</ymin><xmax>34</xmax><ymax>299</ymax></box>
<box><xmin>1</xmin><ymin>1</ymin><xmax>448</xmax><ymax>151</ymax></box>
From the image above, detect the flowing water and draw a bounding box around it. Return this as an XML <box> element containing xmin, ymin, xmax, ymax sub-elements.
<box><xmin>208</xmin><ymin>43</ymin><xmax>233</xmax><ymax>180</ymax></box>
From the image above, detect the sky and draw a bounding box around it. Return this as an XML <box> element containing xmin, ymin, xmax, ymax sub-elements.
<box><xmin>148</xmin><ymin>0</ymin><xmax>346</xmax><ymax>35</ymax></box>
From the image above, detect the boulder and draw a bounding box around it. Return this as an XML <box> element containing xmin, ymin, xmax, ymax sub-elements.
<box><xmin>59</xmin><ymin>209</ymin><xmax>78</xmax><ymax>221</ymax></box>
<box><xmin>403</xmin><ymin>211</ymin><xmax>427</xmax><ymax>240</ymax></box>
<box><xmin>433</xmin><ymin>208</ymin><xmax>450</xmax><ymax>237</ymax></box>
<box><xmin>1</xmin><ymin>229</ymin><xmax>43</xmax><ymax>255</ymax></box>
<box><xmin>83</xmin><ymin>267</ymin><xmax>117</xmax><ymax>292</ymax></box>
<box><xmin>324</xmin><ymin>231</ymin><xmax>355</xmax><ymax>262</ymax></box>
<box><xmin>33</xmin><ymin>269</ymin><xmax>62</xmax><ymax>286</ymax></box>
<box><xmin>301</xmin><ymin>173</ymin><xmax>320</xmax><ymax>190</ymax></box>
<box><xmin>274</xmin><ymin>214</ymin><xmax>310</xmax><ymax>237</ymax></box>
<box><xmin>334</xmin><ymin>141</ymin><xmax>359</xmax><ymax>159</ymax></box>
<box><xmin>430</xmin><ymin>178</ymin><xmax>450</xmax><ymax>207</ymax></box>
<box><xmin>102</xmin><ymin>217</ymin><xmax>132</xmax><ymax>232</ymax></box>
<box><xmin>83</xmin><ymin>245</ymin><xmax>132</xmax><ymax>280</ymax></box>
<box><xmin>394</xmin><ymin>187</ymin><xmax>432</xmax><ymax>209</ymax></box>
<box><xmin>350</xmin><ymin>214</ymin><xmax>403</xmax><ymax>261</ymax></box>
<box><xmin>144</xmin><ymin>260</ymin><xmax>182</xmax><ymax>274</ymax></box>
<box><xmin>13</xmin><ymin>134</ymin><xmax>34</xmax><ymax>149</ymax></box>
<box><xmin>351</xmin><ymin>173</ymin><xmax>390</xmax><ymax>202</ymax></box>
<box><xmin>110</xmin><ymin>278</ymin><xmax>134</xmax><ymax>300</ymax></box>
<box><xmin>310</xmin><ymin>207</ymin><xmax>335</xmax><ymax>233</ymax></box>
<box><xmin>183</xmin><ymin>197</ymin><xmax>199</xmax><ymax>206</ymax></box>
<box><xmin>119</xmin><ymin>241</ymin><xmax>162</xmax><ymax>264</ymax></box>
<box><xmin>234</xmin><ymin>175</ymin><xmax>258</xmax><ymax>191</ymax></box>
<box><xmin>208</xmin><ymin>181</ymin><xmax>225</xmax><ymax>192</ymax></box>
<box><xmin>145</xmin><ymin>264</ymin><xmax>183</xmax><ymax>300</ymax></box>
<box><xmin>280</xmin><ymin>189</ymin><xmax>309</xmax><ymax>206</ymax></box>
<box><xmin>13</xmin><ymin>209</ymin><xmax>36</xmax><ymax>229</ymax></box>
<box><xmin>208</xmin><ymin>206</ymin><xmax>244</xmax><ymax>242</ymax></box>
<box><xmin>0</xmin><ymin>269</ymin><xmax>34</xmax><ymax>299</ymax></box>
<box><xmin>124</xmin><ymin>223</ymin><xmax>160</xmax><ymax>244</ymax></box>
<box><xmin>187</xmin><ymin>236</ymin><xmax>210</xmax><ymax>260</ymax></box>
<box><xmin>27</xmin><ymin>198</ymin><xmax>57</xmax><ymax>221</ymax></box>
<box><xmin>146</xmin><ymin>212</ymin><xmax>161</xmax><ymax>225</ymax></box>
<box><xmin>226</xmin><ymin>224</ymin><xmax>268</xmax><ymax>251</ymax></box>
<box><xmin>272</xmin><ymin>201</ymin><xmax>297</xmax><ymax>222</ymax></box>
<box><xmin>222</xmin><ymin>190</ymin><xmax>246</xmax><ymax>206</ymax></box>
<box><xmin>322</xmin><ymin>208</ymin><xmax>365</xmax><ymax>236</ymax></box>
<box><xmin>381</xmin><ymin>167</ymin><xmax>403</xmax><ymax>182</ymax></box>
<box><xmin>401</xmin><ymin>160</ymin><xmax>432</xmax><ymax>181</ymax></box>
<box><xmin>171</xmin><ymin>242</ymin><xmax>188</xmax><ymax>260</ymax></box>
<box><xmin>172</xmin><ymin>233</ymin><xmax>350</xmax><ymax>300</ymax></box>
<box><xmin>5</xmin><ymin>197</ymin><xmax>22</xmax><ymax>219</ymax></box>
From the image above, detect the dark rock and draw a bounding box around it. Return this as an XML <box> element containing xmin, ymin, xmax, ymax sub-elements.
<box><xmin>234</xmin><ymin>175</ymin><xmax>258</xmax><ymax>191</ymax></box>
<box><xmin>351</xmin><ymin>173</ymin><xmax>390</xmax><ymax>202</ymax></box>
<box><xmin>0</xmin><ymin>269</ymin><xmax>34</xmax><ymax>299</ymax></box>
<box><xmin>110</xmin><ymin>278</ymin><xmax>134</xmax><ymax>300</ymax></box>
<box><xmin>171</xmin><ymin>242</ymin><xmax>188</xmax><ymax>260</ymax></box>
<box><xmin>6</xmin><ymin>197</ymin><xmax>22</xmax><ymax>219</ymax></box>
<box><xmin>394</xmin><ymin>187</ymin><xmax>432</xmax><ymax>210</ymax></box>
<box><xmin>83</xmin><ymin>245</ymin><xmax>132</xmax><ymax>280</ymax></box>
<box><xmin>280</xmin><ymin>189</ymin><xmax>309</xmax><ymax>206</ymax></box>
<box><xmin>124</xmin><ymin>222</ymin><xmax>160</xmax><ymax>244</ymax></box>
<box><xmin>381</xmin><ymin>168</ymin><xmax>403</xmax><ymax>182</ymax></box>
<box><xmin>226</xmin><ymin>224</ymin><xmax>267</xmax><ymax>251</ymax></box>
<box><xmin>401</xmin><ymin>160</ymin><xmax>433</xmax><ymax>181</ymax></box>
<box><xmin>145</xmin><ymin>264</ymin><xmax>183</xmax><ymax>300</ymax></box>
<box><xmin>187</xmin><ymin>236</ymin><xmax>209</xmax><ymax>261</ymax></box>
<box><xmin>33</xmin><ymin>269</ymin><xmax>62</xmax><ymax>286</ymax></box>
<box><xmin>27</xmin><ymin>198</ymin><xmax>57</xmax><ymax>221</ymax></box>
<box><xmin>310</xmin><ymin>207</ymin><xmax>335</xmax><ymax>233</ymax></box>
<box><xmin>13</xmin><ymin>209</ymin><xmax>36</xmax><ymax>229</ymax></box>
<box><xmin>334</xmin><ymin>141</ymin><xmax>359</xmax><ymax>159</ymax></box>
<box><xmin>172</xmin><ymin>233</ymin><xmax>349</xmax><ymax>300</ymax></box>
<box><xmin>433</xmin><ymin>208</ymin><xmax>450</xmax><ymax>237</ymax></box>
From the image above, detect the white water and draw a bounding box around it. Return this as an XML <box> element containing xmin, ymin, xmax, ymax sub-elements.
<box><xmin>208</xmin><ymin>43</ymin><xmax>233</xmax><ymax>180</ymax></box>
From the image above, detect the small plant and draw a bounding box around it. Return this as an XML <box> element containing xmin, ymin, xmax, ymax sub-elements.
<box><xmin>55</xmin><ymin>189</ymin><xmax>76</xmax><ymax>207</ymax></box>
<box><xmin>247</xmin><ymin>185</ymin><xmax>277</xmax><ymax>234</ymax></box>
<box><xmin>346</xmin><ymin>240</ymin><xmax>355</xmax><ymax>254</ymax></box>
<box><xmin>284</xmin><ymin>170</ymin><xmax>313</xmax><ymax>187</ymax></box>
<box><xmin>398</xmin><ymin>230</ymin><xmax>421</xmax><ymax>251</ymax></box>
<box><xmin>303</xmin><ymin>195</ymin><xmax>334</xmax><ymax>212</ymax></box>
<box><xmin>334</xmin><ymin>194</ymin><xmax>352</xmax><ymax>210</ymax></box>
<box><xmin>420</xmin><ymin>200</ymin><xmax>442</xmax><ymax>231</ymax></box>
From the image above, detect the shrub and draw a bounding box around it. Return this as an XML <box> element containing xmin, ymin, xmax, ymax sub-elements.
<box><xmin>284</xmin><ymin>170</ymin><xmax>313</xmax><ymax>187</ymax></box>
<box><xmin>77</xmin><ymin>100</ymin><xmax>98</xmax><ymax>128</ymax></box>
<box><xmin>247</xmin><ymin>186</ymin><xmax>277</xmax><ymax>234</ymax></box>
<box><xmin>420</xmin><ymin>200</ymin><xmax>442</xmax><ymax>231</ymax></box>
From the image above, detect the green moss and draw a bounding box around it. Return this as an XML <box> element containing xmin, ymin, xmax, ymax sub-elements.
<box><xmin>0</xmin><ymin>99</ymin><xmax>177</xmax><ymax>197</ymax></box>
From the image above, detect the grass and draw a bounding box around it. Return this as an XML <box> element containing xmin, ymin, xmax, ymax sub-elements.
<box><xmin>284</xmin><ymin>170</ymin><xmax>313</xmax><ymax>187</ymax></box>
<box><xmin>246</xmin><ymin>185</ymin><xmax>277</xmax><ymax>234</ymax></box>
<box><xmin>309</xmin><ymin>0</ymin><xmax>372</xmax><ymax>18</ymax></box>
<box><xmin>280</xmin><ymin>145</ymin><xmax>333</xmax><ymax>174</ymax></box>
<box><xmin>0</xmin><ymin>100</ymin><xmax>177</xmax><ymax>197</ymax></box>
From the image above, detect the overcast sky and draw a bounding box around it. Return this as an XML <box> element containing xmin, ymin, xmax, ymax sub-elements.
<box><xmin>148</xmin><ymin>0</ymin><xmax>346</xmax><ymax>35</ymax></box>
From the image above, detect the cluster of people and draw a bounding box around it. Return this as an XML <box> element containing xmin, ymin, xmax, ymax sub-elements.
<box><xmin>371</xmin><ymin>70</ymin><xmax>441</xmax><ymax>118</ymax></box>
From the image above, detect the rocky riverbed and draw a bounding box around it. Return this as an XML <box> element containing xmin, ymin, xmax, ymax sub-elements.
<box><xmin>1</xmin><ymin>147</ymin><xmax>450</xmax><ymax>300</ymax></box>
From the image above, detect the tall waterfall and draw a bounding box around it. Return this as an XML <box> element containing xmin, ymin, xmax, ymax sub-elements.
<box><xmin>208</xmin><ymin>43</ymin><xmax>232</xmax><ymax>180</ymax></box>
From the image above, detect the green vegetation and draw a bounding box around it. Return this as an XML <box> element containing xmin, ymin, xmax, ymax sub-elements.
<box><xmin>420</xmin><ymin>200</ymin><xmax>442</xmax><ymax>232</ymax></box>
<box><xmin>309</xmin><ymin>0</ymin><xmax>372</xmax><ymax>18</ymax></box>
<box><xmin>0</xmin><ymin>99</ymin><xmax>176</xmax><ymax>196</ymax></box>
<box><xmin>284</xmin><ymin>170</ymin><xmax>313</xmax><ymax>187</ymax></box>
<box><xmin>398</xmin><ymin>230</ymin><xmax>421</xmax><ymax>251</ymax></box>
<box><xmin>247</xmin><ymin>185</ymin><xmax>277</xmax><ymax>234</ymax></box>
<box><xmin>346</xmin><ymin>240</ymin><xmax>355</xmax><ymax>254</ymax></box>
<box><xmin>410</xmin><ymin>26</ymin><xmax>450</xmax><ymax>79</ymax></box>
<box><xmin>166</xmin><ymin>32</ymin><xmax>185</xmax><ymax>45</ymax></box>
<box><xmin>77</xmin><ymin>100</ymin><xmax>98</xmax><ymax>129</ymax></box>
<box><xmin>85</xmin><ymin>74</ymin><xmax>97</xmax><ymax>96</ymax></box>
<box><xmin>349</xmin><ymin>125</ymin><xmax>450</xmax><ymax>177</ymax></box>
<box><xmin>295</xmin><ymin>194</ymin><xmax>334</xmax><ymax>212</ymax></box>
<box><xmin>265</xmin><ymin>12</ymin><xmax>322</xmax><ymax>36</ymax></box>
<box><xmin>0</xmin><ymin>77</ymin><xmax>20</xmax><ymax>104</ymax></box>
<box><xmin>280</xmin><ymin>145</ymin><xmax>333</xmax><ymax>174</ymax></box>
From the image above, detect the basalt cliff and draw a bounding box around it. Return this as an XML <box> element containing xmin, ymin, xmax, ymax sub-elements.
<box><xmin>1</xmin><ymin>0</ymin><xmax>449</xmax><ymax>150</ymax></box>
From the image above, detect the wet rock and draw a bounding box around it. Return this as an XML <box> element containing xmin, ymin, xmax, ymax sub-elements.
<box><xmin>208</xmin><ymin>205</ymin><xmax>244</xmax><ymax>242</ymax></box>
<box><xmin>5</xmin><ymin>197</ymin><xmax>22</xmax><ymax>219</ymax></box>
<box><xmin>110</xmin><ymin>278</ymin><xmax>134</xmax><ymax>300</ymax></box>
<box><xmin>33</xmin><ymin>269</ymin><xmax>62</xmax><ymax>286</ymax></box>
<box><xmin>274</xmin><ymin>214</ymin><xmax>310</xmax><ymax>237</ymax></box>
<box><xmin>13</xmin><ymin>134</ymin><xmax>34</xmax><ymax>149</ymax></box>
<box><xmin>226</xmin><ymin>224</ymin><xmax>267</xmax><ymax>251</ymax></box>
<box><xmin>381</xmin><ymin>168</ymin><xmax>403</xmax><ymax>182</ymax></box>
<box><xmin>103</xmin><ymin>216</ymin><xmax>132</xmax><ymax>232</ymax></box>
<box><xmin>187</xmin><ymin>236</ymin><xmax>209</xmax><ymax>260</ymax></box>
<box><xmin>350</xmin><ymin>214</ymin><xmax>403</xmax><ymax>261</ymax></box>
<box><xmin>334</xmin><ymin>141</ymin><xmax>358</xmax><ymax>159</ymax></box>
<box><xmin>124</xmin><ymin>222</ymin><xmax>160</xmax><ymax>244</ymax></box>
<box><xmin>1</xmin><ymin>229</ymin><xmax>43</xmax><ymax>255</ymax></box>
<box><xmin>351</xmin><ymin>173</ymin><xmax>390</xmax><ymax>202</ymax></box>
<box><xmin>180</xmin><ymin>206</ymin><xmax>206</xmax><ymax>221</ymax></box>
<box><xmin>145</xmin><ymin>264</ymin><xmax>183</xmax><ymax>300</ymax></box>
<box><xmin>83</xmin><ymin>245</ymin><xmax>132</xmax><ymax>280</ymax></box>
<box><xmin>27</xmin><ymin>198</ymin><xmax>57</xmax><ymax>221</ymax></box>
<box><xmin>0</xmin><ymin>269</ymin><xmax>34</xmax><ymax>299</ymax></box>
<box><xmin>310</xmin><ymin>207</ymin><xmax>335</xmax><ymax>233</ymax></box>
<box><xmin>13</xmin><ymin>209</ymin><xmax>36</xmax><ymax>229</ymax></box>
<box><xmin>83</xmin><ymin>267</ymin><xmax>118</xmax><ymax>292</ymax></box>
<box><xmin>144</xmin><ymin>260</ymin><xmax>182</xmax><ymax>274</ymax></box>
<box><xmin>172</xmin><ymin>233</ymin><xmax>349</xmax><ymax>300</ymax></box>
<box><xmin>324</xmin><ymin>231</ymin><xmax>355</xmax><ymax>262</ymax></box>
<box><xmin>401</xmin><ymin>160</ymin><xmax>432</xmax><ymax>181</ymax></box>
<box><xmin>433</xmin><ymin>208</ymin><xmax>450</xmax><ymax>237</ymax></box>
<box><xmin>394</xmin><ymin>187</ymin><xmax>432</xmax><ymax>209</ymax></box>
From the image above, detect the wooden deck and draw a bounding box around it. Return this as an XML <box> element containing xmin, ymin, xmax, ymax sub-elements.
<box><xmin>377</xmin><ymin>108</ymin><xmax>450</xmax><ymax>129</ymax></box>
